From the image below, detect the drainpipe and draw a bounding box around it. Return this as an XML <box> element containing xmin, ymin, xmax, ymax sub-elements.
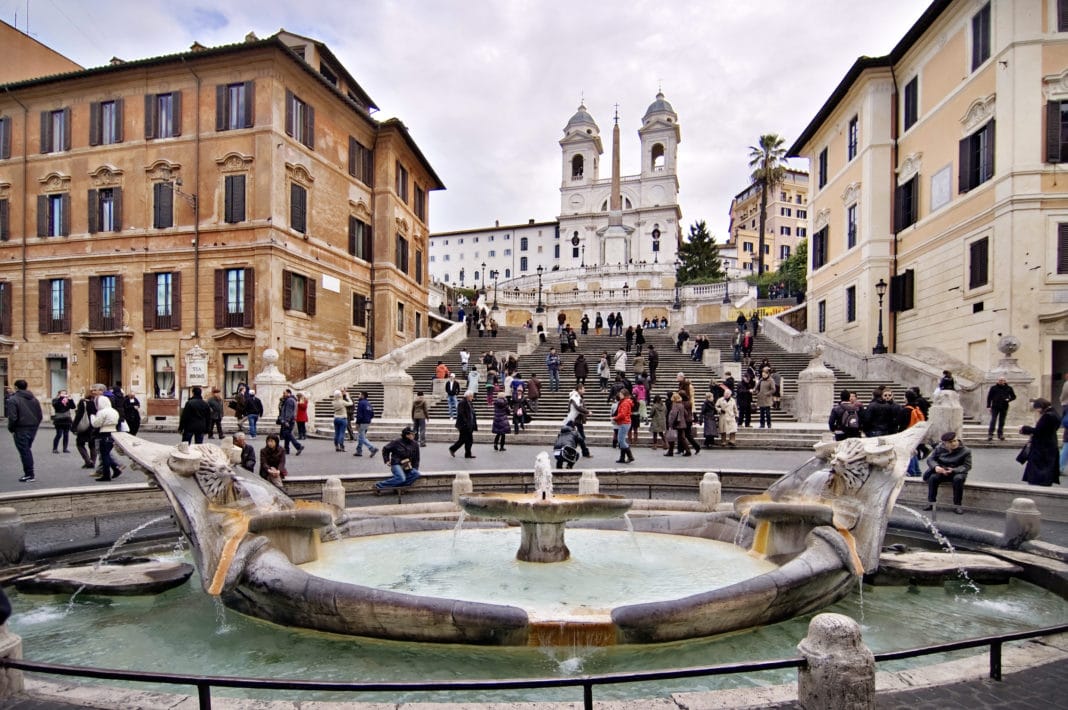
<box><xmin>4</xmin><ymin>88</ymin><xmax>28</xmax><ymax>342</ymax></box>
<box><xmin>889</xmin><ymin>66</ymin><xmax>900</xmax><ymax>353</ymax></box>
<box><xmin>180</xmin><ymin>57</ymin><xmax>202</xmax><ymax>345</ymax></box>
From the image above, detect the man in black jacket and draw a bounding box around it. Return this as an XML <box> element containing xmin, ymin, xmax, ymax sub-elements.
<box><xmin>986</xmin><ymin>377</ymin><xmax>1016</xmax><ymax>441</ymax></box>
<box><xmin>8</xmin><ymin>379</ymin><xmax>43</xmax><ymax>482</ymax></box>
<box><xmin>178</xmin><ymin>387</ymin><xmax>212</xmax><ymax>444</ymax></box>
<box><xmin>377</xmin><ymin>426</ymin><xmax>421</xmax><ymax>492</ymax></box>
<box><xmin>923</xmin><ymin>431</ymin><xmax>972</xmax><ymax>514</ymax></box>
<box><xmin>449</xmin><ymin>391</ymin><xmax>478</xmax><ymax>458</ymax></box>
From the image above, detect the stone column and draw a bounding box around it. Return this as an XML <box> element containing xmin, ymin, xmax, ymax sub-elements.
<box><xmin>981</xmin><ymin>335</ymin><xmax>1035</xmax><ymax>431</ymax></box>
<box><xmin>322</xmin><ymin>477</ymin><xmax>346</xmax><ymax>511</ymax></box>
<box><xmin>1002</xmin><ymin>497</ymin><xmax>1041</xmax><ymax>549</ymax></box>
<box><xmin>0</xmin><ymin>508</ymin><xmax>25</xmax><ymax>565</ymax></box>
<box><xmin>252</xmin><ymin>348</ymin><xmax>290</xmax><ymax>421</ymax></box>
<box><xmin>795</xmin><ymin>345</ymin><xmax>835</xmax><ymax>423</ymax></box>
<box><xmin>452</xmin><ymin>472</ymin><xmax>473</xmax><ymax>505</ymax></box>
<box><xmin>578</xmin><ymin>471</ymin><xmax>599</xmax><ymax>495</ymax></box>
<box><xmin>699</xmin><ymin>472</ymin><xmax>721</xmax><ymax>509</ymax></box>
<box><xmin>797</xmin><ymin>613</ymin><xmax>875</xmax><ymax>709</ymax></box>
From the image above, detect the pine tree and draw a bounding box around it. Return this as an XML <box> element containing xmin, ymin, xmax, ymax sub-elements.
<box><xmin>677</xmin><ymin>220</ymin><xmax>725</xmax><ymax>284</ymax></box>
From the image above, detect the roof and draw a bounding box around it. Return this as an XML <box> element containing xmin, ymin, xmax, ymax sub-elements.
<box><xmin>788</xmin><ymin>0</ymin><xmax>952</xmax><ymax>157</ymax></box>
<box><xmin>379</xmin><ymin>118</ymin><xmax>446</xmax><ymax>191</ymax></box>
<box><xmin>430</xmin><ymin>220</ymin><xmax>559</xmax><ymax>239</ymax></box>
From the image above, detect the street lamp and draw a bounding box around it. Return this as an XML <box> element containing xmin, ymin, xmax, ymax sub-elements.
<box><xmin>480</xmin><ymin>262</ymin><xmax>486</xmax><ymax>293</ymax></box>
<box><xmin>580</xmin><ymin>244</ymin><xmax>585</xmax><ymax>267</ymax></box>
<box><xmin>672</xmin><ymin>259</ymin><xmax>682</xmax><ymax>310</ymax></box>
<box><xmin>490</xmin><ymin>269</ymin><xmax>499</xmax><ymax>311</ymax></box>
<box><xmin>873</xmin><ymin>278</ymin><xmax>888</xmax><ymax>354</ymax></box>
<box><xmin>535</xmin><ymin>264</ymin><xmax>545</xmax><ymax>313</ymax></box>
<box><xmin>722</xmin><ymin>280</ymin><xmax>731</xmax><ymax>304</ymax></box>
<box><xmin>362</xmin><ymin>298</ymin><xmax>374</xmax><ymax>360</ymax></box>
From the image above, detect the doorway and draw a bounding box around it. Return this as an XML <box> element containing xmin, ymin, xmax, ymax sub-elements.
<box><xmin>95</xmin><ymin>349</ymin><xmax>122</xmax><ymax>390</ymax></box>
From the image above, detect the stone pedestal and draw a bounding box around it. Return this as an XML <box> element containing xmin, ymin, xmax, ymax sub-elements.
<box><xmin>797</xmin><ymin>613</ymin><xmax>874</xmax><ymax>709</ymax></box>
<box><xmin>0</xmin><ymin>626</ymin><xmax>24</xmax><ymax>697</ymax></box>
<box><xmin>578</xmin><ymin>471</ymin><xmax>600</xmax><ymax>495</ymax></box>
<box><xmin>702</xmin><ymin>349</ymin><xmax>721</xmax><ymax>368</ymax></box>
<box><xmin>699</xmin><ymin>472</ymin><xmax>721</xmax><ymax>509</ymax></box>
<box><xmin>795</xmin><ymin>346</ymin><xmax>835</xmax><ymax>424</ymax></box>
<box><xmin>927</xmin><ymin>389</ymin><xmax>964</xmax><ymax>445</ymax></box>
<box><xmin>431</xmin><ymin>378</ymin><xmax>446</xmax><ymax>398</ymax></box>
<box><xmin>0</xmin><ymin>508</ymin><xmax>25</xmax><ymax>565</ymax></box>
<box><xmin>252</xmin><ymin>348</ymin><xmax>290</xmax><ymax>422</ymax></box>
<box><xmin>452</xmin><ymin>472</ymin><xmax>473</xmax><ymax>505</ymax></box>
<box><xmin>382</xmin><ymin>370</ymin><xmax>415</xmax><ymax>420</ymax></box>
<box><xmin>322</xmin><ymin>477</ymin><xmax>346</xmax><ymax>511</ymax></box>
<box><xmin>1002</xmin><ymin>497</ymin><xmax>1041</xmax><ymax>549</ymax></box>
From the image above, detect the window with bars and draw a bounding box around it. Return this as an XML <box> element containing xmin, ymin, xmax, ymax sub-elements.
<box><xmin>817</xmin><ymin>300</ymin><xmax>826</xmax><ymax>333</ymax></box>
<box><xmin>89</xmin><ymin>275</ymin><xmax>122</xmax><ymax>331</ymax></box>
<box><xmin>144</xmin><ymin>272</ymin><xmax>181</xmax><ymax>331</ymax></box>
<box><xmin>216</xmin><ymin>81</ymin><xmax>254</xmax><ymax>131</ymax></box>
<box><xmin>214</xmin><ymin>268</ymin><xmax>254</xmax><ymax>328</ymax></box>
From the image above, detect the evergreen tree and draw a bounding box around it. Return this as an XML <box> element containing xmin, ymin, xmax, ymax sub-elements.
<box><xmin>677</xmin><ymin>220</ymin><xmax>725</xmax><ymax>284</ymax></box>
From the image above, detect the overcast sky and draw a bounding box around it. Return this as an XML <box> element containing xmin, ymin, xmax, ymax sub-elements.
<box><xmin>6</xmin><ymin>0</ymin><xmax>931</xmax><ymax>240</ymax></box>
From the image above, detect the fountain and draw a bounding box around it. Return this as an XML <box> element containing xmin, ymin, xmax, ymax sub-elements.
<box><xmin>101</xmin><ymin>424</ymin><xmax>935</xmax><ymax>647</ymax></box>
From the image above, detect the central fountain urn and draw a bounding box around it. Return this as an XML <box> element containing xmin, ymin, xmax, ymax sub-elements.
<box><xmin>459</xmin><ymin>453</ymin><xmax>632</xmax><ymax>562</ymax></box>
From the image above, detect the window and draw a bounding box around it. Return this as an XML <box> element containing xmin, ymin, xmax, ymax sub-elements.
<box><xmin>152</xmin><ymin>355</ymin><xmax>176</xmax><ymax>399</ymax></box>
<box><xmin>153</xmin><ymin>182</ymin><xmax>173</xmax><ymax>229</ymax></box>
<box><xmin>504</xmin><ymin>268</ymin><xmax>510</xmax><ymax>278</ymax></box>
<box><xmin>847</xmin><ymin>115</ymin><xmax>858</xmax><ymax>160</ymax></box>
<box><xmin>889</xmin><ymin>269</ymin><xmax>915</xmax><ymax>312</ymax></box>
<box><xmin>520</xmin><ymin>237</ymin><xmax>529</xmax><ymax>251</ymax></box>
<box><xmin>0</xmin><ymin>116</ymin><xmax>10</xmax><ymax>159</ymax></box>
<box><xmin>846</xmin><ymin>204</ymin><xmax>857</xmax><ymax>249</ymax></box>
<box><xmin>290</xmin><ymin>183</ymin><xmax>307</xmax><ymax>233</ymax></box>
<box><xmin>969</xmin><ymin>237</ymin><xmax>989</xmax><ymax>289</ymax></box>
<box><xmin>1046</xmin><ymin>101</ymin><xmax>1068</xmax><ymax>163</ymax></box>
<box><xmin>895</xmin><ymin>177</ymin><xmax>918</xmax><ymax>230</ymax></box>
<box><xmin>352</xmin><ymin>292</ymin><xmax>369</xmax><ymax>327</ymax></box>
<box><xmin>571</xmin><ymin>154</ymin><xmax>584</xmax><ymax>179</ymax></box>
<box><xmin>1060</xmin><ymin>0</ymin><xmax>1068</xmax><ymax>32</ymax></box>
<box><xmin>285</xmin><ymin>90</ymin><xmax>314</xmax><ymax>148</ymax></box>
<box><xmin>396</xmin><ymin>302</ymin><xmax>405</xmax><ymax>332</ymax></box>
<box><xmin>414</xmin><ymin>185</ymin><xmax>426</xmax><ymax>222</ymax></box>
<box><xmin>817</xmin><ymin>147</ymin><xmax>828</xmax><ymax>188</ymax></box>
<box><xmin>395</xmin><ymin>162</ymin><xmax>409</xmax><ymax>203</ymax></box>
<box><xmin>415</xmin><ymin>249</ymin><xmax>423</xmax><ymax>285</ymax></box>
<box><xmin>845</xmin><ymin>285</ymin><xmax>856</xmax><ymax>323</ymax></box>
<box><xmin>224</xmin><ymin>175</ymin><xmax>246</xmax><ymax>224</ymax></box>
<box><xmin>87</xmin><ymin>187</ymin><xmax>122</xmax><ymax>233</ymax></box>
<box><xmin>781</xmin><ymin>207</ymin><xmax>792</xmax><ymax>217</ymax></box>
<box><xmin>520</xmin><ymin>256</ymin><xmax>528</xmax><ymax>271</ymax></box>
<box><xmin>780</xmin><ymin>191</ymin><xmax>788</xmax><ymax>200</ymax></box>
<box><xmin>89</xmin><ymin>275</ymin><xmax>122</xmax><ymax>331</ymax></box>
<box><xmin>971</xmin><ymin>2</ymin><xmax>991</xmax><ymax>71</ymax></box>
<box><xmin>216</xmin><ymin>81</ymin><xmax>254</xmax><ymax>131</ymax></box>
<box><xmin>797</xmin><ymin>227</ymin><xmax>807</xmax><ymax>237</ymax></box>
<box><xmin>349</xmin><ymin>216</ymin><xmax>372</xmax><ymax>260</ymax></box>
<box><xmin>38</xmin><ymin>278</ymin><xmax>70</xmax><ymax>333</ymax></box>
<box><xmin>504</xmin><ymin>248</ymin><xmax>511</xmax><ymax>256</ymax></box>
<box><xmin>395</xmin><ymin>234</ymin><xmax>409</xmax><ymax>273</ymax></box>
<box><xmin>651</xmin><ymin>143</ymin><xmax>665</xmax><ymax>170</ymax></box>
<box><xmin>89</xmin><ymin>100</ymin><xmax>123</xmax><ymax>146</ymax></box>
<box><xmin>797</xmin><ymin>209</ymin><xmax>807</xmax><ymax>219</ymax></box>
<box><xmin>224</xmin><ymin>354</ymin><xmax>249</xmax><ymax>397</ymax></box>
<box><xmin>37</xmin><ymin>193</ymin><xmax>70</xmax><ymax>237</ymax></box>
<box><xmin>811</xmin><ymin>226</ymin><xmax>828</xmax><ymax>269</ymax></box>
<box><xmin>817</xmin><ymin>300</ymin><xmax>826</xmax><ymax>333</ymax></box>
<box><xmin>0</xmin><ymin>281</ymin><xmax>8</xmax><ymax>336</ymax></box>
<box><xmin>743</xmin><ymin>242</ymin><xmax>754</xmax><ymax>253</ymax></box>
<box><xmin>283</xmin><ymin>270</ymin><xmax>316</xmax><ymax>315</ymax></box>
<box><xmin>415</xmin><ymin>312</ymin><xmax>422</xmax><ymax>339</ymax></box>
<box><xmin>796</xmin><ymin>194</ymin><xmax>803</xmax><ymax>204</ymax></box>
<box><xmin>143</xmin><ymin>272</ymin><xmax>181</xmax><ymax>330</ymax></box>
<box><xmin>488</xmin><ymin>250</ymin><xmax>496</xmax><ymax>257</ymax></box>
<box><xmin>348</xmin><ymin>137</ymin><xmax>374</xmax><ymax>186</ymax></box>
<box><xmin>0</xmin><ymin>199</ymin><xmax>8</xmax><ymax>241</ymax></box>
<box><xmin>780</xmin><ymin>245</ymin><xmax>791</xmax><ymax>260</ymax></box>
<box><xmin>959</xmin><ymin>121</ymin><xmax>995</xmax><ymax>193</ymax></box>
<box><xmin>145</xmin><ymin>92</ymin><xmax>181</xmax><ymax>139</ymax></box>
<box><xmin>215</xmin><ymin>268</ymin><xmax>254</xmax><ymax>328</ymax></box>
<box><xmin>903</xmin><ymin>77</ymin><xmax>919</xmax><ymax>131</ymax></box>
<box><xmin>39</xmin><ymin>108</ymin><xmax>70</xmax><ymax>153</ymax></box>
<box><xmin>1058</xmin><ymin>223</ymin><xmax>1068</xmax><ymax>274</ymax></box>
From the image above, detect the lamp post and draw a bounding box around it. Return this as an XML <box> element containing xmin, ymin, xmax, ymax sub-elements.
<box><xmin>362</xmin><ymin>299</ymin><xmax>374</xmax><ymax>360</ymax></box>
<box><xmin>722</xmin><ymin>279</ymin><xmax>732</xmax><ymax>304</ymax></box>
<box><xmin>872</xmin><ymin>278</ymin><xmax>888</xmax><ymax>354</ymax></box>
<box><xmin>672</xmin><ymin>258</ymin><xmax>682</xmax><ymax>310</ymax></box>
<box><xmin>581</xmin><ymin>244</ymin><xmax>585</xmax><ymax>267</ymax></box>
<box><xmin>535</xmin><ymin>264</ymin><xmax>545</xmax><ymax>313</ymax></box>
<box><xmin>490</xmin><ymin>269</ymin><xmax>499</xmax><ymax>311</ymax></box>
<box><xmin>480</xmin><ymin>262</ymin><xmax>486</xmax><ymax>293</ymax></box>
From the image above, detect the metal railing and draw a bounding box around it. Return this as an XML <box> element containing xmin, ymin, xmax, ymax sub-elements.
<box><xmin>2</xmin><ymin>622</ymin><xmax>1065</xmax><ymax>709</ymax></box>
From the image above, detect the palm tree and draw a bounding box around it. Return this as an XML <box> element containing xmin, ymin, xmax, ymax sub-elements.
<box><xmin>748</xmin><ymin>134</ymin><xmax>787</xmax><ymax>277</ymax></box>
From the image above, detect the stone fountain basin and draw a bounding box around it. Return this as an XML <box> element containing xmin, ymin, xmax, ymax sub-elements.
<box><xmin>459</xmin><ymin>492</ymin><xmax>633</xmax><ymax>524</ymax></box>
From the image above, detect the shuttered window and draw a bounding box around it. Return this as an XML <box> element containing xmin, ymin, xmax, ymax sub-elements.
<box><xmin>88</xmin><ymin>187</ymin><xmax>122</xmax><ymax>234</ymax></box>
<box><xmin>143</xmin><ymin>272</ymin><xmax>181</xmax><ymax>331</ymax></box>
<box><xmin>38</xmin><ymin>278</ymin><xmax>70</xmax><ymax>333</ymax></box>
<box><xmin>903</xmin><ymin>77</ymin><xmax>919</xmax><ymax>131</ymax></box>
<box><xmin>971</xmin><ymin>2</ymin><xmax>991</xmax><ymax>71</ymax></box>
<box><xmin>817</xmin><ymin>148</ymin><xmax>828</xmax><ymax>188</ymax></box>
<box><xmin>348</xmin><ymin>136</ymin><xmax>373</xmax><ymax>186</ymax></box>
<box><xmin>811</xmin><ymin>226</ymin><xmax>828</xmax><ymax>269</ymax></box>
<box><xmin>395</xmin><ymin>162</ymin><xmax>409</xmax><ymax>203</ymax></box>
<box><xmin>894</xmin><ymin>177</ymin><xmax>918</xmax><ymax>231</ymax></box>
<box><xmin>889</xmin><ymin>269</ymin><xmax>915</xmax><ymax>312</ymax></box>
<box><xmin>349</xmin><ymin>216</ymin><xmax>372</xmax><ymax>260</ymax></box>
<box><xmin>89</xmin><ymin>99</ymin><xmax>123</xmax><ymax>146</ymax></box>
<box><xmin>1046</xmin><ymin>101</ymin><xmax>1068</xmax><ymax>163</ymax></box>
<box><xmin>39</xmin><ymin>108</ymin><xmax>70</xmax><ymax>154</ymax></box>
<box><xmin>153</xmin><ymin>182</ymin><xmax>174</xmax><ymax>229</ymax></box>
<box><xmin>0</xmin><ymin>116</ymin><xmax>11</xmax><ymax>159</ymax></box>
<box><xmin>959</xmin><ymin>121</ymin><xmax>995</xmax><ymax>193</ymax></box>
<box><xmin>0</xmin><ymin>282</ymin><xmax>10</xmax><ymax>336</ymax></box>
<box><xmin>216</xmin><ymin>81</ymin><xmax>255</xmax><ymax>131</ymax></box>
<box><xmin>352</xmin><ymin>292</ymin><xmax>368</xmax><ymax>327</ymax></box>
<box><xmin>415</xmin><ymin>249</ymin><xmax>423</xmax><ymax>285</ymax></box>
<box><xmin>284</xmin><ymin>89</ymin><xmax>314</xmax><ymax>149</ymax></box>
<box><xmin>144</xmin><ymin>92</ymin><xmax>181</xmax><ymax>139</ymax></box>
<box><xmin>1059</xmin><ymin>224</ymin><xmax>1068</xmax><ymax>275</ymax></box>
<box><xmin>845</xmin><ymin>286</ymin><xmax>856</xmax><ymax>323</ymax></box>
<box><xmin>0</xmin><ymin>199</ymin><xmax>7</xmax><ymax>241</ymax></box>
<box><xmin>224</xmin><ymin>175</ymin><xmax>246</xmax><ymax>224</ymax></box>
<box><xmin>37</xmin><ymin>193</ymin><xmax>70</xmax><ymax>237</ymax></box>
<box><xmin>214</xmin><ymin>268</ymin><xmax>254</xmax><ymax>329</ymax></box>
<box><xmin>290</xmin><ymin>183</ymin><xmax>307</xmax><ymax>233</ymax></box>
<box><xmin>968</xmin><ymin>237</ymin><xmax>990</xmax><ymax>289</ymax></box>
<box><xmin>283</xmin><ymin>270</ymin><xmax>316</xmax><ymax>315</ymax></box>
<box><xmin>88</xmin><ymin>275</ymin><xmax>122</xmax><ymax>331</ymax></box>
<box><xmin>395</xmin><ymin>234</ymin><xmax>409</xmax><ymax>273</ymax></box>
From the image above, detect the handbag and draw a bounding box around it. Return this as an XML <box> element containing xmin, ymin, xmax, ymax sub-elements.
<box><xmin>1015</xmin><ymin>442</ymin><xmax>1031</xmax><ymax>464</ymax></box>
<box><xmin>75</xmin><ymin>413</ymin><xmax>91</xmax><ymax>434</ymax></box>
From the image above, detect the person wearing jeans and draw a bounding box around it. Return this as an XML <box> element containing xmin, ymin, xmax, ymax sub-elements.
<box><xmin>353</xmin><ymin>391</ymin><xmax>378</xmax><ymax>457</ymax></box>
<box><xmin>331</xmin><ymin>389</ymin><xmax>352</xmax><ymax>452</ymax></box>
<box><xmin>613</xmin><ymin>389</ymin><xmax>634</xmax><ymax>464</ymax></box>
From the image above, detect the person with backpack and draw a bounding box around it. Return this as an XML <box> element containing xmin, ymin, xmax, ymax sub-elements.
<box><xmin>829</xmin><ymin>390</ymin><xmax>863</xmax><ymax>441</ymax></box>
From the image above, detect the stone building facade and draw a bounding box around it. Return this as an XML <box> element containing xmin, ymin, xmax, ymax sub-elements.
<box><xmin>724</xmin><ymin>168</ymin><xmax>809</xmax><ymax>277</ymax></box>
<box><xmin>0</xmin><ymin>29</ymin><xmax>442</xmax><ymax>414</ymax></box>
<box><xmin>790</xmin><ymin>0</ymin><xmax>1068</xmax><ymax>401</ymax></box>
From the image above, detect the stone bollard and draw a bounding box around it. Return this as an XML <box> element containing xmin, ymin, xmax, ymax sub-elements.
<box><xmin>699</xmin><ymin>472</ymin><xmax>721</xmax><ymax>509</ymax></box>
<box><xmin>0</xmin><ymin>625</ymin><xmax>24</xmax><ymax>697</ymax></box>
<box><xmin>797</xmin><ymin>612</ymin><xmax>875</xmax><ymax>709</ymax></box>
<box><xmin>578</xmin><ymin>471</ymin><xmax>599</xmax><ymax>495</ymax></box>
<box><xmin>322</xmin><ymin>477</ymin><xmax>346</xmax><ymax>511</ymax></box>
<box><xmin>0</xmin><ymin>508</ymin><xmax>25</xmax><ymax>565</ymax></box>
<box><xmin>1002</xmin><ymin>497</ymin><xmax>1041</xmax><ymax>549</ymax></box>
<box><xmin>452</xmin><ymin>472</ymin><xmax>473</xmax><ymax>505</ymax></box>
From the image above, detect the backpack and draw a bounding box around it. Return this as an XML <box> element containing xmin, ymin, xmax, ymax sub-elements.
<box><xmin>906</xmin><ymin>405</ymin><xmax>925</xmax><ymax>427</ymax></box>
<box><xmin>842</xmin><ymin>408</ymin><xmax>860</xmax><ymax>431</ymax></box>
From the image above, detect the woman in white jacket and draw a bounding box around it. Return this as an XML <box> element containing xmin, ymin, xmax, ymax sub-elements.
<box><xmin>715</xmin><ymin>388</ymin><xmax>739</xmax><ymax>448</ymax></box>
<box><xmin>89</xmin><ymin>396</ymin><xmax>123</xmax><ymax>481</ymax></box>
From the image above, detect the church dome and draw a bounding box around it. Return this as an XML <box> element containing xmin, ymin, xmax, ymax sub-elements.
<box><xmin>643</xmin><ymin>92</ymin><xmax>676</xmax><ymax>124</ymax></box>
<box><xmin>564</xmin><ymin>103</ymin><xmax>599</xmax><ymax>135</ymax></box>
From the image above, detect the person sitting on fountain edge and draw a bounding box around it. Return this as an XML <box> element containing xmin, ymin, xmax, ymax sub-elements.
<box><xmin>377</xmin><ymin>426</ymin><xmax>421</xmax><ymax>493</ymax></box>
<box><xmin>923</xmin><ymin>431</ymin><xmax>972</xmax><ymax>515</ymax></box>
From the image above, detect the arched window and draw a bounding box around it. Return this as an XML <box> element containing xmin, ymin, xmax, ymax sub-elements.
<box><xmin>571</xmin><ymin>154</ymin><xmax>584</xmax><ymax>179</ymax></box>
<box><xmin>520</xmin><ymin>256</ymin><xmax>528</xmax><ymax>271</ymax></box>
<box><xmin>504</xmin><ymin>268</ymin><xmax>510</xmax><ymax>278</ymax></box>
<box><xmin>520</xmin><ymin>237</ymin><xmax>529</xmax><ymax>251</ymax></box>
<box><xmin>651</xmin><ymin>143</ymin><xmax>665</xmax><ymax>170</ymax></box>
